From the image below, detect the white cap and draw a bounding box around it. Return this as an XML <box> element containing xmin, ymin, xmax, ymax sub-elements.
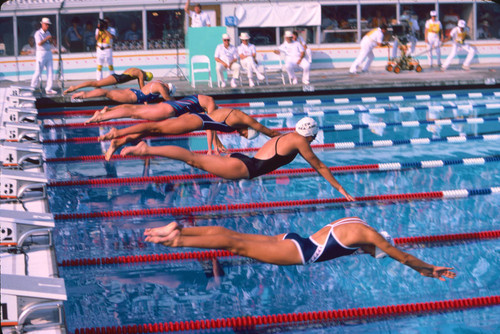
<box><xmin>167</xmin><ymin>83</ymin><xmax>176</xmax><ymax>96</ymax></box>
<box><xmin>40</xmin><ymin>17</ymin><xmax>52</xmax><ymax>25</ymax></box>
<box><xmin>239</xmin><ymin>32</ymin><xmax>250</xmax><ymax>40</ymax></box>
<box><xmin>375</xmin><ymin>231</ymin><xmax>393</xmax><ymax>259</ymax></box>
<box><xmin>295</xmin><ymin>117</ymin><xmax>318</xmax><ymax>137</ymax></box>
<box><xmin>458</xmin><ymin>20</ymin><xmax>466</xmax><ymax>28</ymax></box>
<box><xmin>284</xmin><ymin>31</ymin><xmax>294</xmax><ymax>38</ymax></box>
<box><xmin>246</xmin><ymin>127</ymin><xmax>259</xmax><ymax>140</ymax></box>
<box><xmin>222</xmin><ymin>33</ymin><xmax>230</xmax><ymax>40</ymax></box>
<box><xmin>430</xmin><ymin>10</ymin><xmax>437</xmax><ymax>17</ymax></box>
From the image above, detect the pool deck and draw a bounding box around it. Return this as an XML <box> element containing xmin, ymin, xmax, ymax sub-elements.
<box><xmin>2</xmin><ymin>63</ymin><xmax>500</xmax><ymax>104</ymax></box>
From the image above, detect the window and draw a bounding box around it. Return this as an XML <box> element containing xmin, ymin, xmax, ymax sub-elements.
<box><xmin>103</xmin><ymin>11</ymin><xmax>142</xmax><ymax>51</ymax></box>
<box><xmin>361</xmin><ymin>5</ymin><xmax>396</xmax><ymax>32</ymax></box>
<box><xmin>439</xmin><ymin>3</ymin><xmax>473</xmax><ymax>38</ymax></box>
<box><xmin>238</xmin><ymin>28</ymin><xmax>276</xmax><ymax>46</ymax></box>
<box><xmin>0</xmin><ymin>17</ymin><xmax>13</xmax><ymax>56</ymax></box>
<box><xmin>476</xmin><ymin>1</ymin><xmax>499</xmax><ymax>39</ymax></box>
<box><xmin>61</xmin><ymin>13</ymin><xmax>99</xmax><ymax>52</ymax></box>
<box><xmin>17</xmin><ymin>15</ymin><xmax>57</xmax><ymax>57</ymax></box>
<box><xmin>147</xmin><ymin>10</ymin><xmax>185</xmax><ymax>50</ymax></box>
<box><xmin>321</xmin><ymin>5</ymin><xmax>357</xmax><ymax>43</ymax></box>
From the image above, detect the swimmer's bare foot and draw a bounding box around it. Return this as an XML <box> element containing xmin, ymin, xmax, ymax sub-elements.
<box><xmin>85</xmin><ymin>110</ymin><xmax>102</xmax><ymax>124</ymax></box>
<box><xmin>104</xmin><ymin>139</ymin><xmax>120</xmax><ymax>161</ymax></box>
<box><xmin>63</xmin><ymin>86</ymin><xmax>76</xmax><ymax>95</ymax></box>
<box><xmin>121</xmin><ymin>141</ymin><xmax>148</xmax><ymax>157</ymax></box>
<box><xmin>99</xmin><ymin>127</ymin><xmax>117</xmax><ymax>141</ymax></box>
<box><xmin>144</xmin><ymin>222</ymin><xmax>182</xmax><ymax>246</ymax></box>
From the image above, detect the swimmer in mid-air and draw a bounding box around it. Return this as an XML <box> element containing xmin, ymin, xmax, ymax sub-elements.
<box><xmin>85</xmin><ymin>94</ymin><xmax>216</xmax><ymax>124</ymax></box>
<box><xmin>70</xmin><ymin>80</ymin><xmax>174</xmax><ymax>104</ymax></box>
<box><xmin>100</xmin><ymin>105</ymin><xmax>282</xmax><ymax>159</ymax></box>
<box><xmin>63</xmin><ymin>67</ymin><xmax>154</xmax><ymax>94</ymax></box>
<box><xmin>121</xmin><ymin>117</ymin><xmax>354</xmax><ymax>201</ymax></box>
<box><xmin>144</xmin><ymin>216</ymin><xmax>456</xmax><ymax>281</ymax></box>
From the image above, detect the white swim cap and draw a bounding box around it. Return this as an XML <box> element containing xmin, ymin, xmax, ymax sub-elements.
<box><xmin>295</xmin><ymin>117</ymin><xmax>318</xmax><ymax>137</ymax></box>
<box><xmin>458</xmin><ymin>20</ymin><xmax>466</xmax><ymax>28</ymax></box>
<box><xmin>167</xmin><ymin>83</ymin><xmax>176</xmax><ymax>96</ymax></box>
<box><xmin>246</xmin><ymin>127</ymin><xmax>259</xmax><ymax>140</ymax></box>
<box><xmin>375</xmin><ymin>231</ymin><xmax>393</xmax><ymax>259</ymax></box>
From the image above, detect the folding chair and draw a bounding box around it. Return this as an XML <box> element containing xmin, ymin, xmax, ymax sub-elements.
<box><xmin>190</xmin><ymin>55</ymin><xmax>213</xmax><ymax>88</ymax></box>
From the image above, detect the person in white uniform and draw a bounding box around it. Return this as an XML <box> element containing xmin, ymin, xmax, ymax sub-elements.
<box><xmin>184</xmin><ymin>0</ymin><xmax>211</xmax><ymax>27</ymax></box>
<box><xmin>274</xmin><ymin>31</ymin><xmax>310</xmax><ymax>85</ymax></box>
<box><xmin>441</xmin><ymin>20</ymin><xmax>476</xmax><ymax>71</ymax></box>
<box><xmin>350</xmin><ymin>24</ymin><xmax>388</xmax><ymax>74</ymax></box>
<box><xmin>237</xmin><ymin>32</ymin><xmax>265</xmax><ymax>87</ymax></box>
<box><xmin>95</xmin><ymin>18</ymin><xmax>115</xmax><ymax>80</ymax></box>
<box><xmin>30</xmin><ymin>17</ymin><xmax>56</xmax><ymax>94</ymax></box>
<box><xmin>425</xmin><ymin>11</ymin><xmax>444</xmax><ymax>67</ymax></box>
<box><xmin>214</xmin><ymin>34</ymin><xmax>241</xmax><ymax>88</ymax></box>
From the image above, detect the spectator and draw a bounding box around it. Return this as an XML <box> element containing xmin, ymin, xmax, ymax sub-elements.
<box><xmin>30</xmin><ymin>17</ymin><xmax>56</xmax><ymax>94</ymax></box>
<box><xmin>371</xmin><ymin>10</ymin><xmax>387</xmax><ymax>29</ymax></box>
<box><xmin>50</xmin><ymin>36</ymin><xmax>68</xmax><ymax>54</ymax></box>
<box><xmin>214</xmin><ymin>33</ymin><xmax>241</xmax><ymax>88</ymax></box>
<box><xmin>20</xmin><ymin>36</ymin><xmax>36</xmax><ymax>56</ymax></box>
<box><xmin>349</xmin><ymin>24</ymin><xmax>388</xmax><ymax>74</ymax></box>
<box><xmin>425</xmin><ymin>10</ymin><xmax>444</xmax><ymax>67</ymax></box>
<box><xmin>477</xmin><ymin>20</ymin><xmax>493</xmax><ymax>40</ymax></box>
<box><xmin>184</xmin><ymin>0</ymin><xmax>211</xmax><ymax>28</ymax></box>
<box><xmin>274</xmin><ymin>31</ymin><xmax>310</xmax><ymax>85</ymax></box>
<box><xmin>95</xmin><ymin>18</ymin><xmax>115</xmax><ymax>80</ymax></box>
<box><xmin>441</xmin><ymin>20</ymin><xmax>476</xmax><ymax>71</ymax></box>
<box><xmin>124</xmin><ymin>22</ymin><xmax>142</xmax><ymax>41</ymax></box>
<box><xmin>238</xmin><ymin>32</ymin><xmax>265</xmax><ymax>87</ymax></box>
<box><xmin>64</xmin><ymin>16</ymin><xmax>84</xmax><ymax>52</ymax></box>
<box><xmin>83</xmin><ymin>21</ymin><xmax>95</xmax><ymax>51</ymax></box>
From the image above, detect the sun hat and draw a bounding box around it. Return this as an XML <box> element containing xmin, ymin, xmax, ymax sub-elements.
<box><xmin>222</xmin><ymin>33</ymin><xmax>230</xmax><ymax>40</ymax></box>
<box><xmin>239</xmin><ymin>32</ymin><xmax>250</xmax><ymax>40</ymax></box>
<box><xmin>145</xmin><ymin>72</ymin><xmax>153</xmax><ymax>81</ymax></box>
<box><xmin>430</xmin><ymin>10</ymin><xmax>437</xmax><ymax>17</ymax></box>
<box><xmin>295</xmin><ymin>117</ymin><xmax>318</xmax><ymax>137</ymax></box>
<box><xmin>284</xmin><ymin>31</ymin><xmax>294</xmax><ymax>38</ymax></box>
<box><xmin>40</xmin><ymin>17</ymin><xmax>52</xmax><ymax>25</ymax></box>
<box><xmin>458</xmin><ymin>20</ymin><xmax>466</xmax><ymax>28</ymax></box>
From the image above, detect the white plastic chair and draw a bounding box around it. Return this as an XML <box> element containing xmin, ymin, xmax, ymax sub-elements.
<box><xmin>260</xmin><ymin>53</ymin><xmax>286</xmax><ymax>85</ymax></box>
<box><xmin>190</xmin><ymin>55</ymin><xmax>213</xmax><ymax>88</ymax></box>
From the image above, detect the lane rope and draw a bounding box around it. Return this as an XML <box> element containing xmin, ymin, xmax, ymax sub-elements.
<box><xmin>72</xmin><ymin>296</ymin><xmax>499</xmax><ymax>333</ymax></box>
<box><xmin>46</xmin><ymin>155</ymin><xmax>500</xmax><ymax>187</ymax></box>
<box><xmin>58</xmin><ymin>230</ymin><xmax>500</xmax><ymax>267</ymax></box>
<box><xmin>44</xmin><ymin>133</ymin><xmax>500</xmax><ymax>162</ymax></box>
<box><xmin>41</xmin><ymin>115</ymin><xmax>500</xmax><ymax>130</ymax></box>
<box><xmin>52</xmin><ymin>186</ymin><xmax>500</xmax><ymax>220</ymax></box>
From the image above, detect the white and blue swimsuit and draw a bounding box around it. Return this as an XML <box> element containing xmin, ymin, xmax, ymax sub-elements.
<box><xmin>284</xmin><ymin>217</ymin><xmax>366</xmax><ymax>265</ymax></box>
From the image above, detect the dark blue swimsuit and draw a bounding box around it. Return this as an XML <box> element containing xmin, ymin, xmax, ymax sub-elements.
<box><xmin>191</xmin><ymin>108</ymin><xmax>236</xmax><ymax>132</ymax></box>
<box><xmin>284</xmin><ymin>217</ymin><xmax>364</xmax><ymax>265</ymax></box>
<box><xmin>163</xmin><ymin>95</ymin><xmax>206</xmax><ymax>117</ymax></box>
<box><xmin>130</xmin><ymin>88</ymin><xmax>160</xmax><ymax>104</ymax></box>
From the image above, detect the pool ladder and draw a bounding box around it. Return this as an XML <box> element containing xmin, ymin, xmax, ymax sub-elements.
<box><xmin>1</xmin><ymin>85</ymin><xmax>68</xmax><ymax>334</ymax></box>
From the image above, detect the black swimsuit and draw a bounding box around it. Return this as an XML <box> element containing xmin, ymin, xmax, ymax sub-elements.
<box><xmin>230</xmin><ymin>135</ymin><xmax>298</xmax><ymax>179</ymax></box>
<box><xmin>112</xmin><ymin>73</ymin><xmax>134</xmax><ymax>84</ymax></box>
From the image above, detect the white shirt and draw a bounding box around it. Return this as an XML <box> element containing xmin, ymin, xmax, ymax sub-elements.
<box><xmin>214</xmin><ymin>43</ymin><xmax>238</xmax><ymax>64</ymax></box>
<box><xmin>21</xmin><ymin>44</ymin><xmax>35</xmax><ymax>55</ymax></box>
<box><xmin>238</xmin><ymin>43</ymin><xmax>256</xmax><ymax>57</ymax></box>
<box><xmin>189</xmin><ymin>11</ymin><xmax>211</xmax><ymax>28</ymax></box>
<box><xmin>361</xmin><ymin>28</ymin><xmax>384</xmax><ymax>48</ymax></box>
<box><xmin>278</xmin><ymin>40</ymin><xmax>304</xmax><ymax>61</ymax></box>
<box><xmin>34</xmin><ymin>28</ymin><xmax>52</xmax><ymax>52</ymax></box>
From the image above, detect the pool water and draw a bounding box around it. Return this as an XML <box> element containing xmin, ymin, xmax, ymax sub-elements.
<box><xmin>40</xmin><ymin>88</ymin><xmax>499</xmax><ymax>333</ymax></box>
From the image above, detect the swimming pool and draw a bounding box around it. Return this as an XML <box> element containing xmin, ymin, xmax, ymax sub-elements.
<box><xmin>39</xmin><ymin>88</ymin><xmax>499</xmax><ymax>333</ymax></box>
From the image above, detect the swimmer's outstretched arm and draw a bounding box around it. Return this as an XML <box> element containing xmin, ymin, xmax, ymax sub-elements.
<box><xmin>369</xmin><ymin>232</ymin><xmax>456</xmax><ymax>281</ymax></box>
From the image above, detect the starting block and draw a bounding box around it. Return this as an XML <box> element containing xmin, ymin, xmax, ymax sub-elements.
<box><xmin>0</xmin><ymin>209</ymin><xmax>54</xmax><ymax>247</ymax></box>
<box><xmin>1</xmin><ymin>274</ymin><xmax>66</xmax><ymax>331</ymax></box>
<box><xmin>1</xmin><ymin>122</ymin><xmax>41</xmax><ymax>142</ymax></box>
<box><xmin>1</xmin><ymin>142</ymin><xmax>44</xmax><ymax>169</ymax></box>
<box><xmin>0</xmin><ymin>169</ymin><xmax>47</xmax><ymax>202</ymax></box>
<box><xmin>2</xmin><ymin>107</ymin><xmax>38</xmax><ymax>124</ymax></box>
<box><xmin>5</xmin><ymin>95</ymin><xmax>37</xmax><ymax>109</ymax></box>
<box><xmin>9</xmin><ymin>86</ymin><xmax>36</xmax><ymax>98</ymax></box>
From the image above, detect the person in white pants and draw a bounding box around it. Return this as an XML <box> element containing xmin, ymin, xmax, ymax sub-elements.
<box><xmin>350</xmin><ymin>24</ymin><xmax>388</xmax><ymax>74</ymax></box>
<box><xmin>95</xmin><ymin>18</ymin><xmax>115</xmax><ymax>80</ymax></box>
<box><xmin>214</xmin><ymin>34</ymin><xmax>241</xmax><ymax>88</ymax></box>
<box><xmin>425</xmin><ymin>11</ymin><xmax>444</xmax><ymax>67</ymax></box>
<box><xmin>237</xmin><ymin>32</ymin><xmax>265</xmax><ymax>87</ymax></box>
<box><xmin>31</xmin><ymin>17</ymin><xmax>55</xmax><ymax>94</ymax></box>
<box><xmin>391</xmin><ymin>12</ymin><xmax>419</xmax><ymax>60</ymax></box>
<box><xmin>274</xmin><ymin>31</ymin><xmax>310</xmax><ymax>85</ymax></box>
<box><xmin>441</xmin><ymin>20</ymin><xmax>476</xmax><ymax>71</ymax></box>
